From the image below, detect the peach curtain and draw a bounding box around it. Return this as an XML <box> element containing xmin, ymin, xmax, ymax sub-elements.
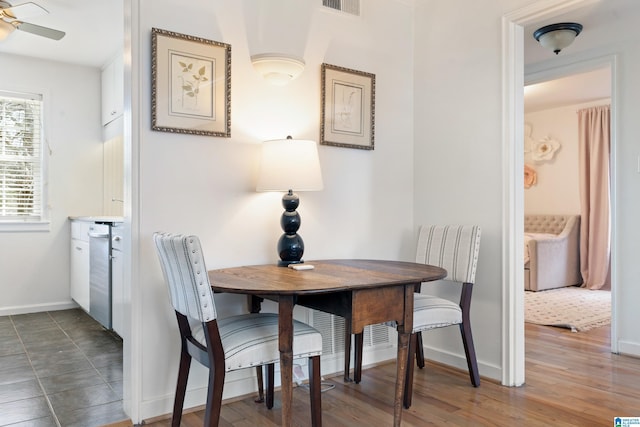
<box><xmin>578</xmin><ymin>105</ymin><xmax>611</xmax><ymax>290</ymax></box>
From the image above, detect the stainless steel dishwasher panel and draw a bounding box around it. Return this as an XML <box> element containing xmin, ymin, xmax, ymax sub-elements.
<box><xmin>88</xmin><ymin>223</ymin><xmax>112</xmax><ymax>329</ymax></box>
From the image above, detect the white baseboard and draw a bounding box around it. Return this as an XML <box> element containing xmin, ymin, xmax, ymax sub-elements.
<box><xmin>617</xmin><ymin>340</ymin><xmax>640</xmax><ymax>357</ymax></box>
<box><xmin>139</xmin><ymin>376</ymin><xmax>259</xmax><ymax>422</ymax></box>
<box><xmin>422</xmin><ymin>346</ymin><xmax>502</xmax><ymax>383</ymax></box>
<box><xmin>330</xmin><ymin>340</ymin><xmax>502</xmax><ymax>385</ymax></box>
<box><xmin>0</xmin><ymin>301</ymin><xmax>79</xmax><ymax>316</ymax></box>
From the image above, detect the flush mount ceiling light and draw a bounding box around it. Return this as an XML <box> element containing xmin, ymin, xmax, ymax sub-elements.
<box><xmin>251</xmin><ymin>53</ymin><xmax>305</xmax><ymax>86</ymax></box>
<box><xmin>533</xmin><ymin>22</ymin><xmax>583</xmax><ymax>55</ymax></box>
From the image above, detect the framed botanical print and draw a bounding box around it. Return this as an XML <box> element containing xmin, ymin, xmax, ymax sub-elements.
<box><xmin>151</xmin><ymin>28</ymin><xmax>231</xmax><ymax>137</ymax></box>
<box><xmin>320</xmin><ymin>63</ymin><xmax>375</xmax><ymax>150</ymax></box>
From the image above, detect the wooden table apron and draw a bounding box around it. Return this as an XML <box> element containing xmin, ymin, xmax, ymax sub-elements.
<box><xmin>208</xmin><ymin>259</ymin><xmax>447</xmax><ymax>427</ymax></box>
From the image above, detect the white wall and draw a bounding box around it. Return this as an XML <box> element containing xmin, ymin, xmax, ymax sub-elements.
<box><xmin>130</xmin><ymin>0</ymin><xmax>416</xmax><ymax>419</ymax></box>
<box><xmin>412</xmin><ymin>0</ymin><xmax>528</xmax><ymax>381</ymax></box>
<box><xmin>524</xmin><ymin>99</ymin><xmax>610</xmax><ymax>215</ymax></box>
<box><xmin>0</xmin><ymin>54</ymin><xmax>103</xmax><ymax>314</ymax></box>
<box><xmin>412</xmin><ymin>0</ymin><xmax>640</xmax><ymax>384</ymax></box>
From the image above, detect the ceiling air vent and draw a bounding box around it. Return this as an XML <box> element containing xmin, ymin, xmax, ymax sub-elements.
<box><xmin>322</xmin><ymin>0</ymin><xmax>360</xmax><ymax>16</ymax></box>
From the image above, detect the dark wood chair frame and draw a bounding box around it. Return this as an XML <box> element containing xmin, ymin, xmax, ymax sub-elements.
<box><xmin>347</xmin><ymin>280</ymin><xmax>480</xmax><ymax>409</ymax></box>
<box><xmin>172</xmin><ymin>310</ymin><xmax>322</xmax><ymax>427</ymax></box>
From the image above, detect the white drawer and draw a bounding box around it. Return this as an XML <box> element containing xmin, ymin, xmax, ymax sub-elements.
<box><xmin>71</xmin><ymin>221</ymin><xmax>91</xmax><ymax>241</ymax></box>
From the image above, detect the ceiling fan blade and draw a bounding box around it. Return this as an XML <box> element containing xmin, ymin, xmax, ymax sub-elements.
<box><xmin>15</xmin><ymin>21</ymin><xmax>65</xmax><ymax>40</ymax></box>
<box><xmin>2</xmin><ymin>2</ymin><xmax>48</xmax><ymax>19</ymax></box>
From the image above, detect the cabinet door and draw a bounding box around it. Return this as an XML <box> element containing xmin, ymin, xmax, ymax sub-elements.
<box><xmin>70</xmin><ymin>239</ymin><xmax>90</xmax><ymax>312</ymax></box>
<box><xmin>103</xmin><ymin>135</ymin><xmax>124</xmax><ymax>216</ymax></box>
<box><xmin>101</xmin><ymin>54</ymin><xmax>124</xmax><ymax>126</ymax></box>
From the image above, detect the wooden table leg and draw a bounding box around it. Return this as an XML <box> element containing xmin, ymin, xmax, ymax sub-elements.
<box><xmin>393</xmin><ymin>284</ymin><xmax>414</xmax><ymax>427</ymax></box>
<box><xmin>354</xmin><ymin>332</ymin><xmax>364</xmax><ymax>384</ymax></box>
<box><xmin>394</xmin><ymin>330</ymin><xmax>409</xmax><ymax>427</ymax></box>
<box><xmin>250</xmin><ymin>295</ymin><xmax>266</xmax><ymax>403</ymax></box>
<box><xmin>344</xmin><ymin>318</ymin><xmax>352</xmax><ymax>382</ymax></box>
<box><xmin>278</xmin><ymin>296</ymin><xmax>295</xmax><ymax>427</ymax></box>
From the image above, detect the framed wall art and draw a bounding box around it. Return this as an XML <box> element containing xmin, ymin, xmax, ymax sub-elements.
<box><xmin>320</xmin><ymin>63</ymin><xmax>375</xmax><ymax>150</ymax></box>
<box><xmin>151</xmin><ymin>28</ymin><xmax>231</xmax><ymax>137</ymax></box>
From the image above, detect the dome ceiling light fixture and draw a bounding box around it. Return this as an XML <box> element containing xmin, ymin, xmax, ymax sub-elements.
<box><xmin>533</xmin><ymin>22</ymin><xmax>583</xmax><ymax>55</ymax></box>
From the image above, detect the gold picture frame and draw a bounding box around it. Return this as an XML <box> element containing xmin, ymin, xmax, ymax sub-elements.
<box><xmin>320</xmin><ymin>63</ymin><xmax>375</xmax><ymax>150</ymax></box>
<box><xmin>151</xmin><ymin>28</ymin><xmax>231</xmax><ymax>137</ymax></box>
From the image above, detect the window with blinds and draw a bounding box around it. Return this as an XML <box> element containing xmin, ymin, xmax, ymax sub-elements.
<box><xmin>322</xmin><ymin>0</ymin><xmax>360</xmax><ymax>16</ymax></box>
<box><xmin>0</xmin><ymin>90</ymin><xmax>44</xmax><ymax>222</ymax></box>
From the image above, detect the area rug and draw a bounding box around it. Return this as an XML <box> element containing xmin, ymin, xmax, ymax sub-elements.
<box><xmin>525</xmin><ymin>286</ymin><xmax>611</xmax><ymax>332</ymax></box>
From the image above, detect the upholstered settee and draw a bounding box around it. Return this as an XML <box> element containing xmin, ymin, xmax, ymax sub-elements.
<box><xmin>524</xmin><ymin>214</ymin><xmax>582</xmax><ymax>291</ymax></box>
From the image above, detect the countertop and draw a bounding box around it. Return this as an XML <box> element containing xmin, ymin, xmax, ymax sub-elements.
<box><xmin>69</xmin><ymin>216</ymin><xmax>124</xmax><ymax>223</ymax></box>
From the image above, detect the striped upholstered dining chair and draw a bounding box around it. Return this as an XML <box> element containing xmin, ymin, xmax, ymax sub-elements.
<box><xmin>153</xmin><ymin>232</ymin><xmax>323</xmax><ymax>427</ymax></box>
<box><xmin>349</xmin><ymin>225</ymin><xmax>482</xmax><ymax>408</ymax></box>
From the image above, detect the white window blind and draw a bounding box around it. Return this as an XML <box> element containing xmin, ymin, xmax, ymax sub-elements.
<box><xmin>322</xmin><ymin>0</ymin><xmax>360</xmax><ymax>16</ymax></box>
<box><xmin>0</xmin><ymin>90</ymin><xmax>44</xmax><ymax>222</ymax></box>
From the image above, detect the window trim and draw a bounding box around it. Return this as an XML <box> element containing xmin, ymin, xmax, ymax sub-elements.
<box><xmin>0</xmin><ymin>220</ymin><xmax>51</xmax><ymax>232</ymax></box>
<box><xmin>0</xmin><ymin>87</ymin><xmax>50</xmax><ymax>232</ymax></box>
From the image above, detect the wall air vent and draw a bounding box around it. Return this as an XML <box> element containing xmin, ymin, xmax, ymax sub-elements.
<box><xmin>322</xmin><ymin>0</ymin><xmax>360</xmax><ymax>16</ymax></box>
<box><xmin>311</xmin><ymin>310</ymin><xmax>390</xmax><ymax>356</ymax></box>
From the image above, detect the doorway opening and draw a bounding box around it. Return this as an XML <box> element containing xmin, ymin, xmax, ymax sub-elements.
<box><xmin>502</xmin><ymin>0</ymin><xmax>620</xmax><ymax>386</ymax></box>
<box><xmin>523</xmin><ymin>65</ymin><xmax>613</xmax><ymax>334</ymax></box>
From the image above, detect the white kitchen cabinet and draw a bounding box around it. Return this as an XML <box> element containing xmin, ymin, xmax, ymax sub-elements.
<box><xmin>101</xmin><ymin>53</ymin><xmax>124</xmax><ymax>126</ymax></box>
<box><xmin>103</xmin><ymin>135</ymin><xmax>124</xmax><ymax>216</ymax></box>
<box><xmin>70</xmin><ymin>221</ymin><xmax>91</xmax><ymax>312</ymax></box>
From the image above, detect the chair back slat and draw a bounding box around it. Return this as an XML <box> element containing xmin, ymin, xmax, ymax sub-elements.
<box><xmin>415</xmin><ymin>225</ymin><xmax>481</xmax><ymax>284</ymax></box>
<box><xmin>153</xmin><ymin>232</ymin><xmax>217</xmax><ymax>322</ymax></box>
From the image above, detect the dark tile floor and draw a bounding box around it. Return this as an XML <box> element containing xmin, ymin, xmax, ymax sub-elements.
<box><xmin>0</xmin><ymin>309</ymin><xmax>128</xmax><ymax>427</ymax></box>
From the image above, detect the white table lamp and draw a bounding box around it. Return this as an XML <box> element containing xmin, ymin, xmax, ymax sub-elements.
<box><xmin>257</xmin><ymin>136</ymin><xmax>323</xmax><ymax>266</ymax></box>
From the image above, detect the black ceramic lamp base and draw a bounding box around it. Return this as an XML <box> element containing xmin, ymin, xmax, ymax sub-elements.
<box><xmin>277</xmin><ymin>189</ymin><xmax>305</xmax><ymax>267</ymax></box>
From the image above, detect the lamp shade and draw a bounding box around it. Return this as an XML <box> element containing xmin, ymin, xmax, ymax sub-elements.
<box><xmin>257</xmin><ymin>138</ymin><xmax>323</xmax><ymax>192</ymax></box>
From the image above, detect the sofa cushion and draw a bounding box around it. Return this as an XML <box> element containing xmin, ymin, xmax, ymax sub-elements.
<box><xmin>524</xmin><ymin>215</ymin><xmax>571</xmax><ymax>234</ymax></box>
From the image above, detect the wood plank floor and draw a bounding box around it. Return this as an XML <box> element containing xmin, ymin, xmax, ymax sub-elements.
<box><xmin>139</xmin><ymin>323</ymin><xmax>640</xmax><ymax>426</ymax></box>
